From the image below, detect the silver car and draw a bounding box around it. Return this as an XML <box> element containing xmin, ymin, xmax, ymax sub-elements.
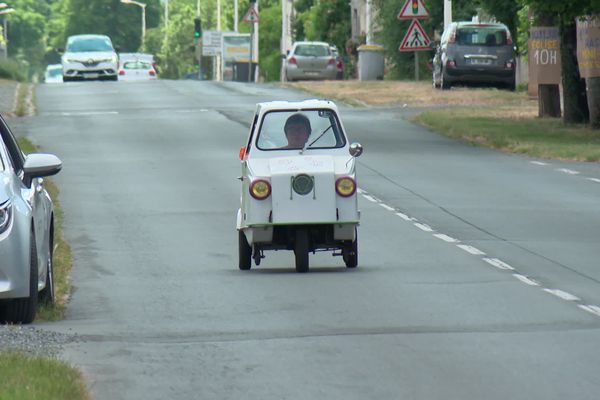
<box><xmin>432</xmin><ymin>22</ymin><xmax>517</xmax><ymax>90</ymax></box>
<box><xmin>0</xmin><ymin>114</ymin><xmax>62</xmax><ymax>324</ymax></box>
<box><xmin>285</xmin><ymin>41</ymin><xmax>338</xmax><ymax>81</ymax></box>
<box><xmin>62</xmin><ymin>34</ymin><xmax>119</xmax><ymax>82</ymax></box>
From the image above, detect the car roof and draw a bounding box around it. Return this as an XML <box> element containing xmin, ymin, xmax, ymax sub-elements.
<box><xmin>255</xmin><ymin>99</ymin><xmax>339</xmax><ymax>114</ymax></box>
<box><xmin>67</xmin><ymin>34</ymin><xmax>111</xmax><ymax>41</ymax></box>
<box><xmin>293</xmin><ymin>41</ymin><xmax>330</xmax><ymax>47</ymax></box>
<box><xmin>453</xmin><ymin>22</ymin><xmax>509</xmax><ymax>29</ymax></box>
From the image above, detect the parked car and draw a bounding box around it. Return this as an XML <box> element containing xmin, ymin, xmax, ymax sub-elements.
<box><xmin>61</xmin><ymin>34</ymin><xmax>119</xmax><ymax>82</ymax></box>
<box><xmin>118</xmin><ymin>60</ymin><xmax>157</xmax><ymax>81</ymax></box>
<box><xmin>330</xmin><ymin>45</ymin><xmax>345</xmax><ymax>80</ymax></box>
<box><xmin>44</xmin><ymin>64</ymin><xmax>63</xmax><ymax>83</ymax></box>
<box><xmin>0</xmin><ymin>114</ymin><xmax>62</xmax><ymax>324</ymax></box>
<box><xmin>432</xmin><ymin>22</ymin><xmax>516</xmax><ymax>90</ymax></box>
<box><xmin>118</xmin><ymin>52</ymin><xmax>156</xmax><ymax>71</ymax></box>
<box><xmin>237</xmin><ymin>99</ymin><xmax>363</xmax><ymax>273</ymax></box>
<box><xmin>285</xmin><ymin>41</ymin><xmax>338</xmax><ymax>81</ymax></box>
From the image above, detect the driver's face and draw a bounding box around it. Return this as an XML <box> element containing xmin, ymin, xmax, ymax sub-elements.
<box><xmin>285</xmin><ymin>123</ymin><xmax>310</xmax><ymax>147</ymax></box>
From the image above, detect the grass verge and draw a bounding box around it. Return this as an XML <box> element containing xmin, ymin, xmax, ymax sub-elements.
<box><xmin>17</xmin><ymin>138</ymin><xmax>72</xmax><ymax>320</ymax></box>
<box><xmin>0</xmin><ymin>352</ymin><xmax>89</xmax><ymax>400</ymax></box>
<box><xmin>413</xmin><ymin>108</ymin><xmax>600</xmax><ymax>162</ymax></box>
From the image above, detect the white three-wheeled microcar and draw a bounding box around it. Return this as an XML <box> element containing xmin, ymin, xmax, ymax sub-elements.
<box><xmin>236</xmin><ymin>99</ymin><xmax>363</xmax><ymax>272</ymax></box>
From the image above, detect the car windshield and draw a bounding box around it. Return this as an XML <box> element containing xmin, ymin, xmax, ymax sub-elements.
<box><xmin>256</xmin><ymin>109</ymin><xmax>346</xmax><ymax>151</ymax></box>
<box><xmin>295</xmin><ymin>44</ymin><xmax>330</xmax><ymax>57</ymax></box>
<box><xmin>67</xmin><ymin>37</ymin><xmax>114</xmax><ymax>52</ymax></box>
<box><xmin>123</xmin><ymin>61</ymin><xmax>151</xmax><ymax>70</ymax></box>
<box><xmin>456</xmin><ymin>27</ymin><xmax>508</xmax><ymax>46</ymax></box>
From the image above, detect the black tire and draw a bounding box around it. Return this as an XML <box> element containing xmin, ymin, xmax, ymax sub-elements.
<box><xmin>239</xmin><ymin>230</ymin><xmax>252</xmax><ymax>270</ymax></box>
<box><xmin>6</xmin><ymin>232</ymin><xmax>39</xmax><ymax>323</ymax></box>
<box><xmin>441</xmin><ymin>68</ymin><xmax>451</xmax><ymax>90</ymax></box>
<box><xmin>40</xmin><ymin>230</ymin><xmax>55</xmax><ymax>305</ymax></box>
<box><xmin>507</xmin><ymin>78</ymin><xmax>516</xmax><ymax>91</ymax></box>
<box><xmin>294</xmin><ymin>227</ymin><xmax>309</xmax><ymax>273</ymax></box>
<box><xmin>343</xmin><ymin>230</ymin><xmax>358</xmax><ymax>269</ymax></box>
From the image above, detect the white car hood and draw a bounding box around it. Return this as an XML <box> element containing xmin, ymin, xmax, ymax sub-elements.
<box><xmin>63</xmin><ymin>51</ymin><xmax>115</xmax><ymax>62</ymax></box>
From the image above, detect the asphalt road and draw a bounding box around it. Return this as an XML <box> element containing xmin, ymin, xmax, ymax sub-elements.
<box><xmin>21</xmin><ymin>80</ymin><xmax>600</xmax><ymax>400</ymax></box>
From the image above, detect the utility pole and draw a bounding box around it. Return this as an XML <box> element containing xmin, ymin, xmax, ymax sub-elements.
<box><xmin>234</xmin><ymin>0</ymin><xmax>238</xmax><ymax>32</ymax></box>
<box><xmin>444</xmin><ymin>0</ymin><xmax>452</xmax><ymax>29</ymax></box>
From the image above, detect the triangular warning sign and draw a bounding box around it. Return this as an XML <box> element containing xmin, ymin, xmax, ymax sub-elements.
<box><xmin>398</xmin><ymin>0</ymin><xmax>429</xmax><ymax>20</ymax></box>
<box><xmin>243</xmin><ymin>7</ymin><xmax>260</xmax><ymax>23</ymax></box>
<box><xmin>399</xmin><ymin>19</ymin><xmax>431</xmax><ymax>51</ymax></box>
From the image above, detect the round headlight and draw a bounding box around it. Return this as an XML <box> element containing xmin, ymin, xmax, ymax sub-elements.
<box><xmin>250</xmin><ymin>179</ymin><xmax>271</xmax><ymax>200</ymax></box>
<box><xmin>336</xmin><ymin>177</ymin><xmax>356</xmax><ymax>197</ymax></box>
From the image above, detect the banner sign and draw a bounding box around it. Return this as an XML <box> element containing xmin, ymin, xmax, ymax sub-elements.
<box><xmin>576</xmin><ymin>16</ymin><xmax>600</xmax><ymax>78</ymax></box>
<box><xmin>528</xmin><ymin>27</ymin><xmax>561</xmax><ymax>85</ymax></box>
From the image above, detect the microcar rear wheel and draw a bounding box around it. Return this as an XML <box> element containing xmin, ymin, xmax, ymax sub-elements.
<box><xmin>294</xmin><ymin>227</ymin><xmax>309</xmax><ymax>273</ymax></box>
<box><xmin>239</xmin><ymin>231</ymin><xmax>252</xmax><ymax>270</ymax></box>
<box><xmin>343</xmin><ymin>230</ymin><xmax>358</xmax><ymax>268</ymax></box>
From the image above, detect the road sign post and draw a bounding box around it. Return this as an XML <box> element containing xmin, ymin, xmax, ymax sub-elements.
<box><xmin>398</xmin><ymin>0</ymin><xmax>430</xmax><ymax>81</ymax></box>
<box><xmin>243</xmin><ymin>4</ymin><xmax>260</xmax><ymax>82</ymax></box>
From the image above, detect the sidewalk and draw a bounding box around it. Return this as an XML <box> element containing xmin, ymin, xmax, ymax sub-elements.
<box><xmin>0</xmin><ymin>79</ymin><xmax>18</xmax><ymax>115</ymax></box>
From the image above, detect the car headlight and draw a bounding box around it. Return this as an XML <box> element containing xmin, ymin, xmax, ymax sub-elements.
<box><xmin>335</xmin><ymin>177</ymin><xmax>356</xmax><ymax>197</ymax></box>
<box><xmin>111</xmin><ymin>55</ymin><xmax>118</xmax><ymax>64</ymax></box>
<box><xmin>63</xmin><ymin>58</ymin><xmax>76</xmax><ymax>63</ymax></box>
<box><xmin>249</xmin><ymin>179</ymin><xmax>271</xmax><ymax>200</ymax></box>
<box><xmin>0</xmin><ymin>201</ymin><xmax>13</xmax><ymax>234</ymax></box>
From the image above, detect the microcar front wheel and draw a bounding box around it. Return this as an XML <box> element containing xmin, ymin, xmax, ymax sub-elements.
<box><xmin>294</xmin><ymin>227</ymin><xmax>309</xmax><ymax>273</ymax></box>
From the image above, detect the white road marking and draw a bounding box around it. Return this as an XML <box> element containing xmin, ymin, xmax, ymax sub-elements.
<box><xmin>379</xmin><ymin>203</ymin><xmax>395</xmax><ymax>211</ymax></box>
<box><xmin>433</xmin><ymin>233</ymin><xmax>458</xmax><ymax>243</ymax></box>
<box><xmin>530</xmin><ymin>161</ymin><xmax>549</xmax><ymax>166</ymax></box>
<box><xmin>414</xmin><ymin>223</ymin><xmax>434</xmax><ymax>232</ymax></box>
<box><xmin>456</xmin><ymin>244</ymin><xmax>486</xmax><ymax>255</ymax></box>
<box><xmin>395</xmin><ymin>212</ymin><xmax>414</xmax><ymax>221</ymax></box>
<box><xmin>362</xmin><ymin>194</ymin><xmax>378</xmax><ymax>203</ymax></box>
<box><xmin>483</xmin><ymin>257</ymin><xmax>515</xmax><ymax>270</ymax></box>
<box><xmin>543</xmin><ymin>289</ymin><xmax>580</xmax><ymax>301</ymax></box>
<box><xmin>578</xmin><ymin>305</ymin><xmax>600</xmax><ymax>317</ymax></box>
<box><xmin>513</xmin><ymin>274</ymin><xmax>540</xmax><ymax>286</ymax></box>
<box><xmin>357</xmin><ymin>188</ymin><xmax>365</xmax><ymax>194</ymax></box>
<box><xmin>556</xmin><ymin>168</ymin><xmax>580</xmax><ymax>175</ymax></box>
<box><xmin>586</xmin><ymin>177</ymin><xmax>600</xmax><ymax>183</ymax></box>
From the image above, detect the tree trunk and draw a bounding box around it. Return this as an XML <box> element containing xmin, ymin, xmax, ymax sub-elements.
<box><xmin>538</xmin><ymin>84</ymin><xmax>561</xmax><ymax>117</ymax></box>
<box><xmin>559</xmin><ymin>18</ymin><xmax>589</xmax><ymax>124</ymax></box>
<box><xmin>586</xmin><ymin>77</ymin><xmax>600</xmax><ymax>128</ymax></box>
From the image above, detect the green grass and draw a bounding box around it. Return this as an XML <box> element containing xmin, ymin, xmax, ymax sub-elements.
<box><xmin>0</xmin><ymin>352</ymin><xmax>89</xmax><ymax>400</ymax></box>
<box><xmin>413</xmin><ymin>108</ymin><xmax>600</xmax><ymax>162</ymax></box>
<box><xmin>17</xmin><ymin>137</ymin><xmax>72</xmax><ymax>320</ymax></box>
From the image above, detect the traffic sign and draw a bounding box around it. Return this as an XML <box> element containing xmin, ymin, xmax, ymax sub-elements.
<box><xmin>398</xmin><ymin>0</ymin><xmax>429</xmax><ymax>20</ymax></box>
<box><xmin>399</xmin><ymin>19</ymin><xmax>431</xmax><ymax>51</ymax></box>
<box><xmin>243</xmin><ymin>6</ymin><xmax>260</xmax><ymax>23</ymax></box>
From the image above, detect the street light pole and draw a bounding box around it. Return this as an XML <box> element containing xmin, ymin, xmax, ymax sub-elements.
<box><xmin>121</xmin><ymin>0</ymin><xmax>147</xmax><ymax>49</ymax></box>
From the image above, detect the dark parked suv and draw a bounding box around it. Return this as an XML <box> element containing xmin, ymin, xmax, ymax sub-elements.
<box><xmin>432</xmin><ymin>22</ymin><xmax>516</xmax><ymax>90</ymax></box>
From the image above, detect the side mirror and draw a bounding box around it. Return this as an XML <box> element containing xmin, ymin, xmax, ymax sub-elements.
<box><xmin>349</xmin><ymin>142</ymin><xmax>363</xmax><ymax>158</ymax></box>
<box><xmin>23</xmin><ymin>153</ymin><xmax>62</xmax><ymax>187</ymax></box>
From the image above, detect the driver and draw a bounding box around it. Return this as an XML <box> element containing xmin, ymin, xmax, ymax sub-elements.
<box><xmin>283</xmin><ymin>113</ymin><xmax>311</xmax><ymax>149</ymax></box>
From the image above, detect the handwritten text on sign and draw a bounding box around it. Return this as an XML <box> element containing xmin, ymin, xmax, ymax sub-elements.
<box><xmin>576</xmin><ymin>16</ymin><xmax>600</xmax><ymax>78</ymax></box>
<box><xmin>528</xmin><ymin>27</ymin><xmax>561</xmax><ymax>85</ymax></box>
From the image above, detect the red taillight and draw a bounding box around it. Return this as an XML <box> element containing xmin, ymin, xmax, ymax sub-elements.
<box><xmin>149</xmin><ymin>70</ymin><xmax>156</xmax><ymax>76</ymax></box>
<box><xmin>250</xmin><ymin>179</ymin><xmax>271</xmax><ymax>200</ymax></box>
<box><xmin>328</xmin><ymin>57</ymin><xmax>336</xmax><ymax>66</ymax></box>
<box><xmin>288</xmin><ymin>57</ymin><xmax>297</xmax><ymax>65</ymax></box>
<box><xmin>447</xmin><ymin>60</ymin><xmax>456</xmax><ymax>68</ymax></box>
<box><xmin>118</xmin><ymin>70</ymin><xmax>125</xmax><ymax>75</ymax></box>
<box><xmin>505</xmin><ymin>61</ymin><xmax>515</xmax><ymax>69</ymax></box>
<box><xmin>506</xmin><ymin>32</ymin><xmax>513</xmax><ymax>45</ymax></box>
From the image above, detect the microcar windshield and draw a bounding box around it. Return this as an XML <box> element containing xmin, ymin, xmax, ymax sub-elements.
<box><xmin>256</xmin><ymin>109</ymin><xmax>346</xmax><ymax>151</ymax></box>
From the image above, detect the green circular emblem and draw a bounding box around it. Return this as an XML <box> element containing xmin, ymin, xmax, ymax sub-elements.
<box><xmin>292</xmin><ymin>174</ymin><xmax>313</xmax><ymax>195</ymax></box>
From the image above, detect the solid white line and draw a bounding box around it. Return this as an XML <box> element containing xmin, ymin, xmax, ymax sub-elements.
<box><xmin>586</xmin><ymin>177</ymin><xmax>600</xmax><ymax>183</ymax></box>
<box><xmin>456</xmin><ymin>244</ymin><xmax>486</xmax><ymax>255</ymax></box>
<box><xmin>513</xmin><ymin>274</ymin><xmax>540</xmax><ymax>286</ymax></box>
<box><xmin>414</xmin><ymin>222</ymin><xmax>433</xmax><ymax>232</ymax></box>
<box><xmin>362</xmin><ymin>194</ymin><xmax>378</xmax><ymax>203</ymax></box>
<box><xmin>379</xmin><ymin>203</ymin><xmax>395</xmax><ymax>211</ymax></box>
<box><xmin>530</xmin><ymin>161</ymin><xmax>549</xmax><ymax>166</ymax></box>
<box><xmin>556</xmin><ymin>168</ymin><xmax>580</xmax><ymax>175</ymax></box>
<box><xmin>578</xmin><ymin>305</ymin><xmax>600</xmax><ymax>317</ymax></box>
<box><xmin>433</xmin><ymin>233</ymin><xmax>458</xmax><ymax>243</ymax></box>
<box><xmin>482</xmin><ymin>257</ymin><xmax>515</xmax><ymax>270</ymax></box>
<box><xmin>395</xmin><ymin>212</ymin><xmax>414</xmax><ymax>221</ymax></box>
<box><xmin>543</xmin><ymin>289</ymin><xmax>580</xmax><ymax>301</ymax></box>
<box><xmin>357</xmin><ymin>188</ymin><xmax>365</xmax><ymax>194</ymax></box>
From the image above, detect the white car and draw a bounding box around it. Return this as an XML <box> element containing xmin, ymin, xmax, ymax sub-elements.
<box><xmin>0</xmin><ymin>114</ymin><xmax>62</xmax><ymax>323</ymax></box>
<box><xmin>44</xmin><ymin>64</ymin><xmax>63</xmax><ymax>83</ymax></box>
<box><xmin>61</xmin><ymin>34</ymin><xmax>119</xmax><ymax>82</ymax></box>
<box><xmin>118</xmin><ymin>60</ymin><xmax>157</xmax><ymax>81</ymax></box>
<box><xmin>237</xmin><ymin>99</ymin><xmax>363</xmax><ymax>273</ymax></box>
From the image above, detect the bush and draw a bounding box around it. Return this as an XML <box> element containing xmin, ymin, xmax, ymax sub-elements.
<box><xmin>0</xmin><ymin>59</ymin><xmax>27</xmax><ymax>82</ymax></box>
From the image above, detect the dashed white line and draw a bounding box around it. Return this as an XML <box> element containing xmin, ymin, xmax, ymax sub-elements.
<box><xmin>379</xmin><ymin>203</ymin><xmax>395</xmax><ymax>211</ymax></box>
<box><xmin>578</xmin><ymin>305</ymin><xmax>600</xmax><ymax>317</ymax></box>
<box><xmin>456</xmin><ymin>244</ymin><xmax>486</xmax><ymax>255</ymax></box>
<box><xmin>433</xmin><ymin>233</ymin><xmax>458</xmax><ymax>243</ymax></box>
<box><xmin>513</xmin><ymin>274</ymin><xmax>540</xmax><ymax>286</ymax></box>
<box><xmin>556</xmin><ymin>168</ymin><xmax>580</xmax><ymax>175</ymax></box>
<box><xmin>395</xmin><ymin>212</ymin><xmax>414</xmax><ymax>221</ymax></box>
<box><xmin>530</xmin><ymin>161</ymin><xmax>549</xmax><ymax>166</ymax></box>
<box><xmin>483</xmin><ymin>257</ymin><xmax>515</xmax><ymax>270</ymax></box>
<box><xmin>586</xmin><ymin>177</ymin><xmax>600</xmax><ymax>183</ymax></box>
<box><xmin>362</xmin><ymin>194</ymin><xmax>378</xmax><ymax>203</ymax></box>
<box><xmin>414</xmin><ymin>222</ymin><xmax>434</xmax><ymax>232</ymax></box>
<box><xmin>543</xmin><ymin>289</ymin><xmax>580</xmax><ymax>301</ymax></box>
